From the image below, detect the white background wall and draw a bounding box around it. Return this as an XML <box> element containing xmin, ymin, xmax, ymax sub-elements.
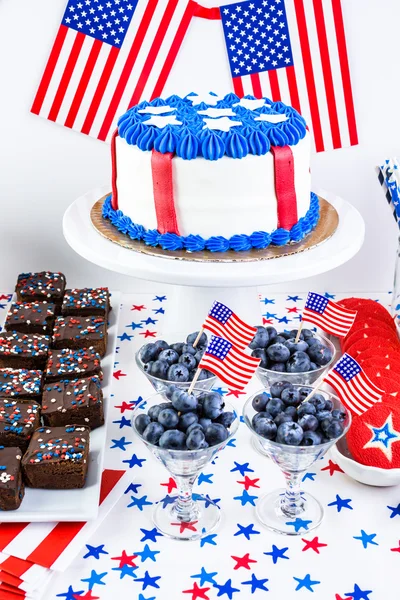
<box><xmin>0</xmin><ymin>0</ymin><xmax>398</xmax><ymax>295</ymax></box>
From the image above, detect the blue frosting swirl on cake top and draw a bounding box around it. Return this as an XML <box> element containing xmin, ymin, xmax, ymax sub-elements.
<box><xmin>117</xmin><ymin>92</ymin><xmax>307</xmax><ymax>161</ymax></box>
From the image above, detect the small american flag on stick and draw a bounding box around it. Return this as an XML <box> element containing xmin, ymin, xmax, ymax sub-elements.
<box><xmin>201</xmin><ymin>301</ymin><xmax>257</xmax><ymax>350</ymax></box>
<box><xmin>198</xmin><ymin>335</ymin><xmax>260</xmax><ymax>390</ymax></box>
<box><xmin>323</xmin><ymin>353</ymin><xmax>384</xmax><ymax>416</ymax></box>
<box><xmin>301</xmin><ymin>292</ymin><xmax>357</xmax><ymax>338</ymax></box>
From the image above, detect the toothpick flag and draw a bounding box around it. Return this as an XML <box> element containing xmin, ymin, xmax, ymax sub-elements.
<box><xmin>198</xmin><ymin>335</ymin><xmax>260</xmax><ymax>390</ymax></box>
<box><xmin>301</xmin><ymin>292</ymin><xmax>357</xmax><ymax>338</ymax></box>
<box><xmin>201</xmin><ymin>301</ymin><xmax>257</xmax><ymax>351</ymax></box>
<box><xmin>323</xmin><ymin>353</ymin><xmax>385</xmax><ymax>416</ymax></box>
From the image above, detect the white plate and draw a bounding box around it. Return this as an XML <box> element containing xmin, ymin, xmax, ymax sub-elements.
<box><xmin>0</xmin><ymin>291</ymin><xmax>121</xmax><ymax>522</ymax></box>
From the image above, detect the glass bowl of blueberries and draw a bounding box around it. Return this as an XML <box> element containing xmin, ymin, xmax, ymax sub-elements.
<box><xmin>243</xmin><ymin>381</ymin><xmax>351</xmax><ymax>535</ymax></box>
<box><xmin>136</xmin><ymin>331</ymin><xmax>217</xmax><ymax>397</ymax></box>
<box><xmin>250</xmin><ymin>326</ymin><xmax>336</xmax><ymax>387</ymax></box>
<box><xmin>132</xmin><ymin>386</ymin><xmax>239</xmax><ymax>541</ymax></box>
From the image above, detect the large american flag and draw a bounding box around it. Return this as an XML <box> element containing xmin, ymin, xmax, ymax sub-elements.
<box><xmin>198</xmin><ymin>335</ymin><xmax>260</xmax><ymax>390</ymax></box>
<box><xmin>301</xmin><ymin>292</ymin><xmax>357</xmax><ymax>338</ymax></box>
<box><xmin>220</xmin><ymin>0</ymin><xmax>358</xmax><ymax>152</ymax></box>
<box><xmin>323</xmin><ymin>354</ymin><xmax>384</xmax><ymax>416</ymax></box>
<box><xmin>202</xmin><ymin>301</ymin><xmax>257</xmax><ymax>350</ymax></box>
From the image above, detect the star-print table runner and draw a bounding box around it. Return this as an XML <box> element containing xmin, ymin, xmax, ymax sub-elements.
<box><xmin>0</xmin><ymin>291</ymin><xmax>397</xmax><ymax>600</ymax></box>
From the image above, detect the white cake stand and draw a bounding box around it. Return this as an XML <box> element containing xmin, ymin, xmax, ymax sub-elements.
<box><xmin>63</xmin><ymin>185</ymin><xmax>364</xmax><ymax>332</ymax></box>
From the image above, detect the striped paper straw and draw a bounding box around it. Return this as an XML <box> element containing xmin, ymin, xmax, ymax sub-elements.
<box><xmin>377</xmin><ymin>158</ymin><xmax>400</xmax><ymax>227</ymax></box>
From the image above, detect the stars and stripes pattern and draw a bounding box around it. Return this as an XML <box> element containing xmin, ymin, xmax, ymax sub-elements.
<box><xmin>301</xmin><ymin>292</ymin><xmax>357</xmax><ymax>338</ymax></box>
<box><xmin>201</xmin><ymin>301</ymin><xmax>257</xmax><ymax>350</ymax></box>
<box><xmin>198</xmin><ymin>335</ymin><xmax>260</xmax><ymax>390</ymax></box>
<box><xmin>323</xmin><ymin>354</ymin><xmax>385</xmax><ymax>416</ymax></box>
<box><xmin>220</xmin><ymin>0</ymin><xmax>358</xmax><ymax>152</ymax></box>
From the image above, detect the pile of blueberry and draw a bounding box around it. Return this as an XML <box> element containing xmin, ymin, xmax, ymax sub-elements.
<box><xmin>250</xmin><ymin>326</ymin><xmax>333</xmax><ymax>373</ymax></box>
<box><xmin>251</xmin><ymin>381</ymin><xmax>346</xmax><ymax>446</ymax></box>
<box><xmin>138</xmin><ymin>332</ymin><xmax>214</xmax><ymax>382</ymax></box>
<box><xmin>134</xmin><ymin>387</ymin><xmax>236</xmax><ymax>450</ymax></box>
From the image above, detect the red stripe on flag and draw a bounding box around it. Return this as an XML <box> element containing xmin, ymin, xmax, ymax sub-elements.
<box><xmin>31</xmin><ymin>25</ymin><xmax>68</xmax><ymax>115</ymax></box>
<box><xmin>312</xmin><ymin>0</ymin><xmax>341</xmax><ymax>148</ymax></box>
<box><xmin>270</xmin><ymin>145</ymin><xmax>298</xmax><ymax>230</ymax></box>
<box><xmin>286</xmin><ymin>65</ymin><xmax>302</xmax><ymax>114</ymax></box>
<box><xmin>111</xmin><ymin>129</ymin><xmax>119</xmax><ymax>210</ymax></box>
<box><xmin>151</xmin><ymin>150</ymin><xmax>180</xmax><ymax>235</ymax></box>
<box><xmin>331</xmin><ymin>0</ymin><xmax>358</xmax><ymax>146</ymax></box>
<box><xmin>268</xmin><ymin>70</ymin><xmax>281</xmax><ymax>101</ymax></box>
<box><xmin>81</xmin><ymin>46</ymin><xmax>120</xmax><ymax>135</ymax></box>
<box><xmin>293</xmin><ymin>0</ymin><xmax>325</xmax><ymax>152</ymax></box>
<box><xmin>232</xmin><ymin>77</ymin><xmax>244</xmax><ymax>98</ymax></box>
<box><xmin>0</xmin><ymin>571</ymin><xmax>23</xmax><ymax>589</ymax></box>
<box><xmin>96</xmin><ymin>0</ymin><xmax>159</xmax><ymax>141</ymax></box>
<box><xmin>0</xmin><ymin>526</ymin><xmax>28</xmax><ymax>553</ymax></box>
<box><xmin>64</xmin><ymin>39</ymin><xmax>102</xmax><ymax>129</ymax></box>
<box><xmin>0</xmin><ymin>582</ymin><xmax>24</xmax><ymax>596</ymax></box>
<box><xmin>151</xmin><ymin>0</ymin><xmax>197</xmax><ymax>100</ymax></box>
<box><xmin>250</xmin><ymin>73</ymin><xmax>263</xmax><ymax>99</ymax></box>
<box><xmin>193</xmin><ymin>2</ymin><xmax>221</xmax><ymax>19</ymax></box>
<box><xmin>0</xmin><ymin>557</ymin><xmax>33</xmax><ymax>579</ymax></box>
<box><xmin>48</xmin><ymin>32</ymin><xmax>85</xmax><ymax>122</ymax></box>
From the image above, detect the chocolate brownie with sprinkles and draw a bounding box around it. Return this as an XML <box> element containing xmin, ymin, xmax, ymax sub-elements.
<box><xmin>0</xmin><ymin>446</ymin><xmax>25</xmax><ymax>510</ymax></box>
<box><xmin>22</xmin><ymin>425</ymin><xmax>90</xmax><ymax>489</ymax></box>
<box><xmin>0</xmin><ymin>368</ymin><xmax>43</xmax><ymax>401</ymax></box>
<box><xmin>0</xmin><ymin>332</ymin><xmax>50</xmax><ymax>370</ymax></box>
<box><xmin>5</xmin><ymin>301</ymin><xmax>56</xmax><ymax>335</ymax></box>
<box><xmin>16</xmin><ymin>272</ymin><xmax>66</xmax><ymax>307</ymax></box>
<box><xmin>61</xmin><ymin>288</ymin><xmax>110</xmax><ymax>318</ymax></box>
<box><xmin>45</xmin><ymin>347</ymin><xmax>102</xmax><ymax>382</ymax></box>
<box><xmin>42</xmin><ymin>376</ymin><xmax>104</xmax><ymax>430</ymax></box>
<box><xmin>52</xmin><ymin>316</ymin><xmax>107</xmax><ymax>357</ymax></box>
<box><xmin>0</xmin><ymin>399</ymin><xmax>41</xmax><ymax>453</ymax></box>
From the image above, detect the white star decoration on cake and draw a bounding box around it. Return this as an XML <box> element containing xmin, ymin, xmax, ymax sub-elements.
<box><xmin>203</xmin><ymin>117</ymin><xmax>242</xmax><ymax>132</ymax></box>
<box><xmin>143</xmin><ymin>115</ymin><xmax>182</xmax><ymax>128</ymax></box>
<box><xmin>138</xmin><ymin>106</ymin><xmax>176</xmax><ymax>115</ymax></box>
<box><xmin>363</xmin><ymin>414</ymin><xmax>400</xmax><ymax>462</ymax></box>
<box><xmin>255</xmin><ymin>114</ymin><xmax>288</xmax><ymax>123</ymax></box>
<box><xmin>198</xmin><ymin>108</ymin><xmax>236</xmax><ymax>118</ymax></box>
<box><xmin>187</xmin><ymin>92</ymin><xmax>224</xmax><ymax>106</ymax></box>
<box><xmin>233</xmin><ymin>98</ymin><xmax>269</xmax><ymax>110</ymax></box>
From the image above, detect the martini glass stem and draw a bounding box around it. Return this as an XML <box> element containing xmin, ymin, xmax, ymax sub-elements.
<box><xmin>281</xmin><ymin>471</ymin><xmax>305</xmax><ymax>517</ymax></box>
<box><xmin>172</xmin><ymin>475</ymin><xmax>199</xmax><ymax>522</ymax></box>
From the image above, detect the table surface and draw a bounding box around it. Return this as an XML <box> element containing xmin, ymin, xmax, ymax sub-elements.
<box><xmin>5</xmin><ymin>290</ymin><xmax>396</xmax><ymax>600</ymax></box>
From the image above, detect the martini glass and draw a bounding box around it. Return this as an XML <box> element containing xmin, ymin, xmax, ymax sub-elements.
<box><xmin>243</xmin><ymin>387</ymin><xmax>351</xmax><ymax>535</ymax></box>
<box><xmin>132</xmin><ymin>391</ymin><xmax>239</xmax><ymax>541</ymax></box>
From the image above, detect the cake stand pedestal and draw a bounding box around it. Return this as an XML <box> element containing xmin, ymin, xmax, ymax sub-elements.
<box><xmin>63</xmin><ymin>186</ymin><xmax>364</xmax><ymax>333</ymax></box>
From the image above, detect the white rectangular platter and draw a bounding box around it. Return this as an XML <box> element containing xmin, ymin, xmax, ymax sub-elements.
<box><xmin>0</xmin><ymin>291</ymin><xmax>121</xmax><ymax>522</ymax></box>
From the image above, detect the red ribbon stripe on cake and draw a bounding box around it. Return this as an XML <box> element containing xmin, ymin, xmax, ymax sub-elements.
<box><xmin>270</xmin><ymin>145</ymin><xmax>298</xmax><ymax>230</ymax></box>
<box><xmin>151</xmin><ymin>150</ymin><xmax>180</xmax><ymax>235</ymax></box>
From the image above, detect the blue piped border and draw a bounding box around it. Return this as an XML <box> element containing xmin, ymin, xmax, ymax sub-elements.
<box><xmin>102</xmin><ymin>193</ymin><xmax>320</xmax><ymax>253</ymax></box>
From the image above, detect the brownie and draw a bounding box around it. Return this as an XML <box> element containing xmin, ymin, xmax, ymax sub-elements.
<box><xmin>61</xmin><ymin>288</ymin><xmax>110</xmax><ymax>318</ymax></box>
<box><xmin>0</xmin><ymin>446</ymin><xmax>25</xmax><ymax>510</ymax></box>
<box><xmin>42</xmin><ymin>376</ymin><xmax>104</xmax><ymax>430</ymax></box>
<box><xmin>0</xmin><ymin>399</ymin><xmax>41</xmax><ymax>453</ymax></box>
<box><xmin>45</xmin><ymin>347</ymin><xmax>102</xmax><ymax>382</ymax></box>
<box><xmin>0</xmin><ymin>332</ymin><xmax>50</xmax><ymax>370</ymax></box>
<box><xmin>0</xmin><ymin>368</ymin><xmax>43</xmax><ymax>401</ymax></box>
<box><xmin>5</xmin><ymin>301</ymin><xmax>56</xmax><ymax>335</ymax></box>
<box><xmin>52</xmin><ymin>316</ymin><xmax>107</xmax><ymax>357</ymax></box>
<box><xmin>22</xmin><ymin>425</ymin><xmax>90</xmax><ymax>489</ymax></box>
<box><xmin>15</xmin><ymin>272</ymin><xmax>66</xmax><ymax>307</ymax></box>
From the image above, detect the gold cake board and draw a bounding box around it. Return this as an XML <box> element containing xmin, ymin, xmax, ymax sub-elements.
<box><xmin>90</xmin><ymin>195</ymin><xmax>338</xmax><ymax>264</ymax></box>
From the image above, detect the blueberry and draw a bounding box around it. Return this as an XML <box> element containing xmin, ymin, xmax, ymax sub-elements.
<box><xmin>171</xmin><ymin>390</ymin><xmax>198</xmax><ymax>413</ymax></box>
<box><xmin>216</xmin><ymin>411</ymin><xmax>236</xmax><ymax>428</ymax></box>
<box><xmin>298</xmin><ymin>387</ymin><xmax>313</xmax><ymax>401</ymax></box>
<box><xmin>309</xmin><ymin>362</ymin><xmax>319</xmax><ymax>371</ymax></box>
<box><xmin>159</xmin><ymin>429</ymin><xmax>186</xmax><ymax>450</ymax></box>
<box><xmin>298</xmin><ymin>414</ymin><xmax>319</xmax><ymax>431</ymax></box>
<box><xmin>284</xmin><ymin>339</ymin><xmax>309</xmax><ymax>354</ymax></box>
<box><xmin>320</xmin><ymin>417</ymin><xmax>333</xmax><ymax>434</ymax></box>
<box><xmin>139</xmin><ymin>343</ymin><xmax>160</xmax><ymax>363</ymax></box>
<box><xmin>178</xmin><ymin>412</ymin><xmax>199</xmax><ymax>431</ymax></box>
<box><xmin>251</xmin><ymin>348</ymin><xmax>268</xmax><ymax>369</ymax></box>
<box><xmin>331</xmin><ymin>409</ymin><xmax>346</xmax><ymax>421</ymax></box>
<box><xmin>186</xmin><ymin>331</ymin><xmax>207</xmax><ymax>346</ymax></box>
<box><xmin>281</xmin><ymin>388</ymin><xmax>301</xmax><ymax>406</ymax></box>
<box><xmin>154</xmin><ymin>340</ymin><xmax>169</xmax><ymax>352</ymax></box>
<box><xmin>187</xmin><ymin>422</ymin><xmax>203</xmax><ymax>434</ymax></box>
<box><xmin>142</xmin><ymin>422</ymin><xmax>165</xmax><ymax>445</ymax></box>
<box><xmin>165</xmin><ymin>384</ymin><xmax>179</xmax><ymax>400</ymax></box>
<box><xmin>203</xmin><ymin>369</ymin><xmax>215</xmax><ymax>379</ymax></box>
<box><xmin>249</xmin><ymin>326</ymin><xmax>269</xmax><ymax>349</ymax></box>
<box><xmin>286</xmin><ymin>351</ymin><xmax>311</xmax><ymax>373</ymax></box>
<box><xmin>297</xmin><ymin>402</ymin><xmax>317</xmax><ymax>418</ymax></box>
<box><xmin>316</xmin><ymin>410</ymin><xmax>332</xmax><ymax>422</ymax></box>
<box><xmin>199</xmin><ymin>417</ymin><xmax>212</xmax><ymax>429</ymax></box>
<box><xmin>196</xmin><ymin>369</ymin><xmax>210</xmax><ymax>381</ymax></box>
<box><xmin>325</xmin><ymin>420</ymin><xmax>344</xmax><ymax>440</ymax></box>
<box><xmin>302</xmin><ymin>329</ymin><xmax>314</xmax><ymax>340</ymax></box>
<box><xmin>306</xmin><ymin>338</ymin><xmax>323</xmax><ymax>349</ymax></box>
<box><xmin>279</xmin><ymin>331</ymin><xmax>291</xmax><ymax>340</ymax></box>
<box><xmin>307</xmin><ymin>345</ymin><xmax>333</xmax><ymax>366</ymax></box>
<box><xmin>158</xmin><ymin>407</ymin><xmax>179</xmax><ymax>429</ymax></box>
<box><xmin>194</xmin><ymin>350</ymin><xmax>204</xmax><ymax>364</ymax></box>
<box><xmin>301</xmin><ymin>430</ymin><xmax>322</xmax><ymax>446</ymax></box>
<box><xmin>288</xmin><ymin>329</ymin><xmax>304</xmax><ymax>340</ymax></box>
<box><xmin>167</xmin><ymin>363</ymin><xmax>190</xmax><ymax>382</ymax></box>
<box><xmin>266</xmin><ymin>398</ymin><xmax>284</xmax><ymax>418</ymax></box>
<box><xmin>150</xmin><ymin>359</ymin><xmax>170</xmax><ymax>379</ymax></box>
<box><xmin>266</xmin><ymin>343</ymin><xmax>290</xmax><ymax>362</ymax></box>
<box><xmin>143</xmin><ymin>361</ymin><xmax>153</xmax><ymax>373</ymax></box>
<box><xmin>270</xmin><ymin>362</ymin><xmax>286</xmax><ymax>372</ymax></box>
<box><xmin>270</xmin><ymin>381</ymin><xmax>293</xmax><ymax>399</ymax></box>
<box><xmin>266</xmin><ymin>326</ymin><xmax>278</xmax><ymax>342</ymax></box>
<box><xmin>203</xmin><ymin>393</ymin><xmax>224</xmax><ymax>419</ymax></box>
<box><xmin>158</xmin><ymin>349</ymin><xmax>179</xmax><ymax>365</ymax></box>
<box><xmin>309</xmin><ymin>393</ymin><xmax>326</xmax><ymax>412</ymax></box>
<box><xmin>182</xmin><ymin>344</ymin><xmax>197</xmax><ymax>356</ymax></box>
<box><xmin>171</xmin><ymin>342</ymin><xmax>185</xmax><ymax>355</ymax></box>
<box><xmin>254</xmin><ymin>417</ymin><xmax>277</xmax><ymax>440</ymax></box>
<box><xmin>324</xmin><ymin>399</ymin><xmax>334</xmax><ymax>411</ymax></box>
<box><xmin>148</xmin><ymin>404</ymin><xmax>163</xmax><ymax>421</ymax></box>
<box><xmin>204</xmin><ymin>423</ymin><xmax>229</xmax><ymax>446</ymax></box>
<box><xmin>284</xmin><ymin>406</ymin><xmax>298</xmax><ymax>420</ymax></box>
<box><xmin>273</xmin><ymin>335</ymin><xmax>288</xmax><ymax>345</ymax></box>
<box><xmin>186</xmin><ymin>428</ymin><xmax>206</xmax><ymax>450</ymax></box>
<box><xmin>276</xmin><ymin>422</ymin><xmax>304</xmax><ymax>445</ymax></box>
<box><xmin>252</xmin><ymin>392</ymin><xmax>270</xmax><ymax>412</ymax></box>
<box><xmin>179</xmin><ymin>353</ymin><xmax>197</xmax><ymax>370</ymax></box>
<box><xmin>135</xmin><ymin>413</ymin><xmax>151</xmax><ymax>434</ymax></box>
<box><xmin>274</xmin><ymin>412</ymin><xmax>293</xmax><ymax>426</ymax></box>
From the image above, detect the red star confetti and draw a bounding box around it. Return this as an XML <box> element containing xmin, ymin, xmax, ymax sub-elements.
<box><xmin>231</xmin><ymin>553</ymin><xmax>257</xmax><ymax>570</ymax></box>
<box><xmin>183</xmin><ymin>582</ymin><xmax>210</xmax><ymax>600</ymax></box>
<box><xmin>140</xmin><ymin>330</ymin><xmax>157</xmax><ymax>338</ymax></box>
<box><xmin>161</xmin><ymin>477</ymin><xmax>177</xmax><ymax>494</ymax></box>
<box><xmin>77</xmin><ymin>592</ymin><xmax>100</xmax><ymax>600</ymax></box>
<box><xmin>302</xmin><ymin>537</ymin><xmax>328</xmax><ymax>554</ymax></box>
<box><xmin>171</xmin><ymin>521</ymin><xmax>198</xmax><ymax>533</ymax></box>
<box><xmin>286</xmin><ymin>306</ymin><xmax>300</xmax><ymax>313</ymax></box>
<box><xmin>391</xmin><ymin>541</ymin><xmax>400</xmax><ymax>553</ymax></box>
<box><xmin>237</xmin><ymin>476</ymin><xmax>260</xmax><ymax>490</ymax></box>
<box><xmin>226</xmin><ymin>389</ymin><xmax>246</xmax><ymax>398</ymax></box>
<box><xmin>335</xmin><ymin>595</ymin><xmax>350</xmax><ymax>600</ymax></box>
<box><xmin>0</xmin><ymin>294</ymin><xmax>11</xmax><ymax>301</ymax></box>
<box><xmin>114</xmin><ymin>401</ymin><xmax>135</xmax><ymax>413</ymax></box>
<box><xmin>262</xmin><ymin>318</ymin><xmax>274</xmax><ymax>325</ymax></box>
<box><xmin>321</xmin><ymin>460</ymin><xmax>344</xmax><ymax>476</ymax></box>
<box><xmin>113</xmin><ymin>370</ymin><xmax>127</xmax><ymax>380</ymax></box>
<box><xmin>131</xmin><ymin>305</ymin><xmax>146</xmax><ymax>311</ymax></box>
<box><xmin>111</xmin><ymin>550</ymin><xmax>138</xmax><ymax>568</ymax></box>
